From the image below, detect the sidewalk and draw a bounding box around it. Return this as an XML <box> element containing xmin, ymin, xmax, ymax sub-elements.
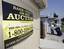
<box><xmin>40</xmin><ymin>39</ymin><xmax>64</xmax><ymax>49</ymax></box>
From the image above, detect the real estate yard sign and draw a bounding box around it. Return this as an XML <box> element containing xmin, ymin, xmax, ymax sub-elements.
<box><xmin>2</xmin><ymin>1</ymin><xmax>33</xmax><ymax>49</ymax></box>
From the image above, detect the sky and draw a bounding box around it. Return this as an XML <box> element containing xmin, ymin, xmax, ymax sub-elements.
<box><xmin>40</xmin><ymin>0</ymin><xmax>64</xmax><ymax>18</ymax></box>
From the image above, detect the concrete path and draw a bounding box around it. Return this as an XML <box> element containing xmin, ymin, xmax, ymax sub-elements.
<box><xmin>40</xmin><ymin>33</ymin><xmax>64</xmax><ymax>49</ymax></box>
<box><xmin>40</xmin><ymin>39</ymin><xmax>64</xmax><ymax>49</ymax></box>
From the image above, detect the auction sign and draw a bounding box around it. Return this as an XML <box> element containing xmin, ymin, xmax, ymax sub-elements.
<box><xmin>2</xmin><ymin>1</ymin><xmax>33</xmax><ymax>49</ymax></box>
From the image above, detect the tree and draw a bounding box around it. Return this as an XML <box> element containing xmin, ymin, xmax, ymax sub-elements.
<box><xmin>61</xmin><ymin>18</ymin><xmax>64</xmax><ymax>22</ymax></box>
<box><xmin>53</xmin><ymin>13</ymin><xmax>58</xmax><ymax>18</ymax></box>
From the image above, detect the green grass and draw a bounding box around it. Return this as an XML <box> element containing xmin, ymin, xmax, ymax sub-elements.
<box><xmin>61</xmin><ymin>24</ymin><xmax>64</xmax><ymax>32</ymax></box>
